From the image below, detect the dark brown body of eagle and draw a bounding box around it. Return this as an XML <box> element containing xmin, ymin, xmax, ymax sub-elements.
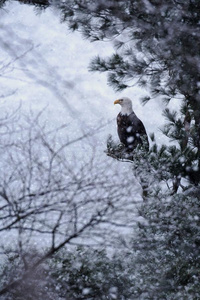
<box><xmin>117</xmin><ymin>112</ymin><xmax>149</xmax><ymax>151</ymax></box>
<box><xmin>114</xmin><ymin>97</ymin><xmax>149</xmax><ymax>152</ymax></box>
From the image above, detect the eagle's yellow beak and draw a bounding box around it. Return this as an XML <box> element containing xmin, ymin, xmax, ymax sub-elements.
<box><xmin>114</xmin><ymin>99</ymin><xmax>120</xmax><ymax>105</ymax></box>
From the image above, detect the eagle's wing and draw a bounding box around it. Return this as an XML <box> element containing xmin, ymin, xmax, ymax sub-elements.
<box><xmin>130</xmin><ymin>113</ymin><xmax>149</xmax><ymax>150</ymax></box>
<box><xmin>117</xmin><ymin>112</ymin><xmax>149</xmax><ymax>151</ymax></box>
<box><xmin>128</xmin><ymin>112</ymin><xmax>148</xmax><ymax>136</ymax></box>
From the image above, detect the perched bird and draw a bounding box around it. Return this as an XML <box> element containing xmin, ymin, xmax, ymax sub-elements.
<box><xmin>114</xmin><ymin>97</ymin><xmax>149</xmax><ymax>152</ymax></box>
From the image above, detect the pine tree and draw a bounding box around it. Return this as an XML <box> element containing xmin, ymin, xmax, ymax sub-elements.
<box><xmin>42</xmin><ymin>0</ymin><xmax>200</xmax><ymax>183</ymax></box>
<box><xmin>50</xmin><ymin>1</ymin><xmax>200</xmax><ymax>297</ymax></box>
<box><xmin>128</xmin><ymin>110</ymin><xmax>200</xmax><ymax>298</ymax></box>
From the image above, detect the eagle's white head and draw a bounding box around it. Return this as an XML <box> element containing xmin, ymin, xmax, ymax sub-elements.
<box><xmin>114</xmin><ymin>97</ymin><xmax>133</xmax><ymax>115</ymax></box>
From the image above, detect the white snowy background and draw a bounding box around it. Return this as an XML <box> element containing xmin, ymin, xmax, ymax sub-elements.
<box><xmin>0</xmin><ymin>2</ymin><xmax>167</xmax><ymax>145</ymax></box>
<box><xmin>0</xmin><ymin>2</ymin><xmax>172</xmax><ymax>249</ymax></box>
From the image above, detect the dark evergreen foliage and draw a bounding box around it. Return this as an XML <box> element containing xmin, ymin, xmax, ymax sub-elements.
<box><xmin>0</xmin><ymin>247</ymin><xmax>134</xmax><ymax>300</ymax></box>
<box><xmin>133</xmin><ymin>191</ymin><xmax>200</xmax><ymax>299</ymax></box>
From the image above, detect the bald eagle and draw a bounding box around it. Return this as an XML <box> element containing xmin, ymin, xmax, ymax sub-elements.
<box><xmin>114</xmin><ymin>97</ymin><xmax>149</xmax><ymax>152</ymax></box>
